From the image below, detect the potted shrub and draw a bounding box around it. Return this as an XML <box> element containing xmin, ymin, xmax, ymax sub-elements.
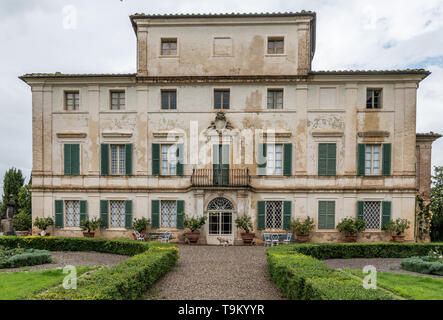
<box><xmin>132</xmin><ymin>217</ymin><xmax>151</xmax><ymax>239</ymax></box>
<box><xmin>12</xmin><ymin>212</ymin><xmax>32</xmax><ymax>236</ymax></box>
<box><xmin>183</xmin><ymin>215</ymin><xmax>207</xmax><ymax>244</ymax></box>
<box><xmin>383</xmin><ymin>218</ymin><xmax>411</xmax><ymax>242</ymax></box>
<box><xmin>34</xmin><ymin>217</ymin><xmax>54</xmax><ymax>236</ymax></box>
<box><xmin>337</xmin><ymin>217</ymin><xmax>366</xmax><ymax>242</ymax></box>
<box><xmin>80</xmin><ymin>217</ymin><xmax>103</xmax><ymax>238</ymax></box>
<box><xmin>235</xmin><ymin>215</ymin><xmax>255</xmax><ymax>245</ymax></box>
<box><xmin>291</xmin><ymin>217</ymin><xmax>315</xmax><ymax>243</ymax></box>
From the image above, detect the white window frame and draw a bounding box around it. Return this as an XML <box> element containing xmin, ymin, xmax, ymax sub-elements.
<box><xmin>110</xmin><ymin>200</ymin><xmax>125</xmax><ymax>228</ymax></box>
<box><xmin>266</xmin><ymin>144</ymin><xmax>283</xmax><ymax>176</ymax></box>
<box><xmin>363</xmin><ymin>201</ymin><xmax>382</xmax><ymax>230</ymax></box>
<box><xmin>110</xmin><ymin>145</ymin><xmax>126</xmax><ymax>175</ymax></box>
<box><xmin>65</xmin><ymin>200</ymin><xmax>80</xmax><ymax>227</ymax></box>
<box><xmin>365</xmin><ymin>144</ymin><xmax>381</xmax><ymax>176</ymax></box>
<box><xmin>161</xmin><ymin>200</ymin><xmax>177</xmax><ymax>228</ymax></box>
<box><xmin>160</xmin><ymin>144</ymin><xmax>177</xmax><ymax>176</ymax></box>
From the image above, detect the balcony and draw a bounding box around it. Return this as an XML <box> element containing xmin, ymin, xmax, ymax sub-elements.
<box><xmin>191</xmin><ymin>168</ymin><xmax>250</xmax><ymax>187</ymax></box>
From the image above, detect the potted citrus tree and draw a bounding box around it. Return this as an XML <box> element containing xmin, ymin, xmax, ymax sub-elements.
<box><xmin>132</xmin><ymin>217</ymin><xmax>150</xmax><ymax>239</ymax></box>
<box><xmin>34</xmin><ymin>217</ymin><xmax>54</xmax><ymax>236</ymax></box>
<box><xmin>80</xmin><ymin>217</ymin><xmax>103</xmax><ymax>238</ymax></box>
<box><xmin>291</xmin><ymin>217</ymin><xmax>315</xmax><ymax>243</ymax></box>
<box><xmin>383</xmin><ymin>218</ymin><xmax>410</xmax><ymax>242</ymax></box>
<box><xmin>12</xmin><ymin>212</ymin><xmax>32</xmax><ymax>236</ymax></box>
<box><xmin>183</xmin><ymin>215</ymin><xmax>207</xmax><ymax>244</ymax></box>
<box><xmin>337</xmin><ymin>217</ymin><xmax>366</xmax><ymax>242</ymax></box>
<box><xmin>235</xmin><ymin>215</ymin><xmax>255</xmax><ymax>245</ymax></box>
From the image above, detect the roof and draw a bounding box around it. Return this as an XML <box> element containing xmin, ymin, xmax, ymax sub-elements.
<box><xmin>19</xmin><ymin>73</ymin><xmax>136</xmax><ymax>81</ymax></box>
<box><xmin>416</xmin><ymin>132</ymin><xmax>442</xmax><ymax>141</ymax></box>
<box><xmin>310</xmin><ymin>69</ymin><xmax>431</xmax><ymax>76</ymax></box>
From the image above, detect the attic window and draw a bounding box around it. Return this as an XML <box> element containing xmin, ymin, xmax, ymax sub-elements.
<box><xmin>161</xmin><ymin>38</ymin><xmax>177</xmax><ymax>56</ymax></box>
<box><xmin>366</xmin><ymin>89</ymin><xmax>382</xmax><ymax>109</ymax></box>
<box><xmin>267</xmin><ymin>37</ymin><xmax>284</xmax><ymax>54</ymax></box>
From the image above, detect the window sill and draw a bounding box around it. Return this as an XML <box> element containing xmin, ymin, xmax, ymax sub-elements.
<box><xmin>159</xmin><ymin>55</ymin><xmax>179</xmax><ymax>58</ymax></box>
<box><xmin>265</xmin><ymin>54</ymin><xmax>286</xmax><ymax>57</ymax></box>
<box><xmin>104</xmin><ymin>228</ymin><xmax>129</xmax><ymax>232</ymax></box>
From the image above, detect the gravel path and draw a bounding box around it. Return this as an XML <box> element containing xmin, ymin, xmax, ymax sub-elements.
<box><xmin>324</xmin><ymin>258</ymin><xmax>443</xmax><ymax>279</ymax></box>
<box><xmin>0</xmin><ymin>251</ymin><xmax>128</xmax><ymax>273</ymax></box>
<box><xmin>148</xmin><ymin>245</ymin><xmax>284</xmax><ymax>300</ymax></box>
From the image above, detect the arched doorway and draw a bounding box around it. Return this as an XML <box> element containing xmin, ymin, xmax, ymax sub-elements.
<box><xmin>206</xmin><ymin>197</ymin><xmax>235</xmax><ymax>245</ymax></box>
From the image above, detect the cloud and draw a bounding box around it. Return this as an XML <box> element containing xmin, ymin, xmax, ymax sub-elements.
<box><xmin>1</xmin><ymin>0</ymin><xmax>442</xmax><ymax>193</ymax></box>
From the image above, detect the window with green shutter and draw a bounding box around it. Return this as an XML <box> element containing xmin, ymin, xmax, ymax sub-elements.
<box><xmin>177</xmin><ymin>200</ymin><xmax>185</xmax><ymax>229</ymax></box>
<box><xmin>64</xmin><ymin>144</ymin><xmax>80</xmax><ymax>175</ymax></box>
<box><xmin>101</xmin><ymin>144</ymin><xmax>109</xmax><ymax>175</ymax></box>
<box><xmin>257</xmin><ymin>143</ymin><xmax>267</xmax><ymax>176</ymax></box>
<box><xmin>125</xmin><ymin>200</ymin><xmax>132</xmax><ymax>229</ymax></box>
<box><xmin>318</xmin><ymin>143</ymin><xmax>336</xmax><ymax>176</ymax></box>
<box><xmin>257</xmin><ymin>201</ymin><xmax>265</xmax><ymax>230</ymax></box>
<box><xmin>80</xmin><ymin>200</ymin><xmax>87</xmax><ymax>223</ymax></box>
<box><xmin>100</xmin><ymin>200</ymin><xmax>109</xmax><ymax>229</ymax></box>
<box><xmin>151</xmin><ymin>200</ymin><xmax>160</xmax><ymax>228</ymax></box>
<box><xmin>55</xmin><ymin>200</ymin><xmax>64</xmax><ymax>228</ymax></box>
<box><xmin>382</xmin><ymin>201</ymin><xmax>392</xmax><ymax>228</ymax></box>
<box><xmin>382</xmin><ymin>144</ymin><xmax>392</xmax><ymax>176</ymax></box>
<box><xmin>125</xmin><ymin>144</ymin><xmax>133</xmax><ymax>175</ymax></box>
<box><xmin>318</xmin><ymin>201</ymin><xmax>335</xmax><ymax>229</ymax></box>
<box><xmin>283</xmin><ymin>201</ymin><xmax>292</xmax><ymax>230</ymax></box>
<box><xmin>176</xmin><ymin>144</ymin><xmax>184</xmax><ymax>175</ymax></box>
<box><xmin>283</xmin><ymin>144</ymin><xmax>292</xmax><ymax>176</ymax></box>
<box><xmin>357</xmin><ymin>144</ymin><xmax>366</xmax><ymax>176</ymax></box>
<box><xmin>152</xmin><ymin>144</ymin><xmax>160</xmax><ymax>175</ymax></box>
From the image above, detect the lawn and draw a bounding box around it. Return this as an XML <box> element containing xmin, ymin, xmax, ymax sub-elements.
<box><xmin>350</xmin><ymin>270</ymin><xmax>443</xmax><ymax>300</ymax></box>
<box><xmin>0</xmin><ymin>266</ymin><xmax>97</xmax><ymax>300</ymax></box>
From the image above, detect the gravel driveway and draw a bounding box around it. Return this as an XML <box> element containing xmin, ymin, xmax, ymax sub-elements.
<box><xmin>324</xmin><ymin>258</ymin><xmax>443</xmax><ymax>279</ymax></box>
<box><xmin>0</xmin><ymin>251</ymin><xmax>128</xmax><ymax>273</ymax></box>
<box><xmin>148</xmin><ymin>245</ymin><xmax>284</xmax><ymax>300</ymax></box>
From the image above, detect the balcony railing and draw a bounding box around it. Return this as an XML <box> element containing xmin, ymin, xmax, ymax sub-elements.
<box><xmin>191</xmin><ymin>168</ymin><xmax>250</xmax><ymax>187</ymax></box>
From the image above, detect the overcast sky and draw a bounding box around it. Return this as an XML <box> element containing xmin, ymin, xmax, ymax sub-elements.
<box><xmin>1</xmin><ymin>0</ymin><xmax>442</xmax><ymax>193</ymax></box>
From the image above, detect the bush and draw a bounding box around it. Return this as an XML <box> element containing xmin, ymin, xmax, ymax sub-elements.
<box><xmin>336</xmin><ymin>217</ymin><xmax>366</xmax><ymax>235</ymax></box>
<box><xmin>291</xmin><ymin>217</ymin><xmax>315</xmax><ymax>235</ymax></box>
<box><xmin>0</xmin><ymin>247</ymin><xmax>52</xmax><ymax>269</ymax></box>
<box><xmin>383</xmin><ymin>218</ymin><xmax>411</xmax><ymax>235</ymax></box>
<box><xmin>0</xmin><ymin>236</ymin><xmax>178</xmax><ymax>300</ymax></box>
<box><xmin>12</xmin><ymin>212</ymin><xmax>32</xmax><ymax>231</ymax></box>
<box><xmin>235</xmin><ymin>215</ymin><xmax>253</xmax><ymax>233</ymax></box>
<box><xmin>184</xmin><ymin>215</ymin><xmax>207</xmax><ymax>232</ymax></box>
<box><xmin>133</xmin><ymin>217</ymin><xmax>150</xmax><ymax>233</ymax></box>
<box><xmin>34</xmin><ymin>217</ymin><xmax>54</xmax><ymax>231</ymax></box>
<box><xmin>401</xmin><ymin>256</ymin><xmax>443</xmax><ymax>276</ymax></box>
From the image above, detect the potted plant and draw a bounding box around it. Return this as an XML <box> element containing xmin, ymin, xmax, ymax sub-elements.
<box><xmin>183</xmin><ymin>215</ymin><xmax>207</xmax><ymax>244</ymax></box>
<box><xmin>291</xmin><ymin>217</ymin><xmax>315</xmax><ymax>243</ymax></box>
<box><xmin>337</xmin><ymin>217</ymin><xmax>366</xmax><ymax>242</ymax></box>
<box><xmin>34</xmin><ymin>217</ymin><xmax>54</xmax><ymax>236</ymax></box>
<box><xmin>12</xmin><ymin>212</ymin><xmax>32</xmax><ymax>236</ymax></box>
<box><xmin>235</xmin><ymin>215</ymin><xmax>255</xmax><ymax>245</ymax></box>
<box><xmin>132</xmin><ymin>217</ymin><xmax>151</xmax><ymax>239</ymax></box>
<box><xmin>80</xmin><ymin>217</ymin><xmax>103</xmax><ymax>238</ymax></box>
<box><xmin>383</xmin><ymin>218</ymin><xmax>411</xmax><ymax>242</ymax></box>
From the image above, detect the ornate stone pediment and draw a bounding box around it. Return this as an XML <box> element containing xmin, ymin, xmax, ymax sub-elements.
<box><xmin>207</xmin><ymin>112</ymin><xmax>234</xmax><ymax>132</ymax></box>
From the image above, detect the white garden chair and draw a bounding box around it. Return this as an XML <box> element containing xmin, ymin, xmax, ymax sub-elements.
<box><xmin>271</xmin><ymin>233</ymin><xmax>280</xmax><ymax>246</ymax></box>
<box><xmin>159</xmin><ymin>231</ymin><xmax>172</xmax><ymax>243</ymax></box>
<box><xmin>263</xmin><ymin>233</ymin><xmax>272</xmax><ymax>247</ymax></box>
<box><xmin>133</xmin><ymin>230</ymin><xmax>146</xmax><ymax>241</ymax></box>
<box><xmin>282</xmin><ymin>233</ymin><xmax>292</xmax><ymax>245</ymax></box>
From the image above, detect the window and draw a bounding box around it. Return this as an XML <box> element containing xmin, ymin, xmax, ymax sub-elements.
<box><xmin>65</xmin><ymin>200</ymin><xmax>80</xmax><ymax>227</ymax></box>
<box><xmin>363</xmin><ymin>201</ymin><xmax>381</xmax><ymax>229</ymax></box>
<box><xmin>318</xmin><ymin>201</ymin><xmax>335</xmax><ymax>229</ymax></box>
<box><xmin>110</xmin><ymin>145</ymin><xmax>126</xmax><ymax>175</ymax></box>
<box><xmin>366</xmin><ymin>89</ymin><xmax>382</xmax><ymax>109</ymax></box>
<box><xmin>110</xmin><ymin>91</ymin><xmax>125</xmax><ymax>110</ymax></box>
<box><xmin>365</xmin><ymin>145</ymin><xmax>381</xmax><ymax>175</ymax></box>
<box><xmin>214</xmin><ymin>89</ymin><xmax>230</xmax><ymax>109</ymax></box>
<box><xmin>65</xmin><ymin>91</ymin><xmax>79</xmax><ymax>110</ymax></box>
<box><xmin>64</xmin><ymin>144</ymin><xmax>80</xmax><ymax>176</ymax></box>
<box><xmin>209</xmin><ymin>212</ymin><xmax>232</xmax><ymax>235</ymax></box>
<box><xmin>265</xmin><ymin>201</ymin><xmax>283</xmax><ymax>229</ymax></box>
<box><xmin>110</xmin><ymin>200</ymin><xmax>125</xmax><ymax>228</ymax></box>
<box><xmin>267</xmin><ymin>89</ymin><xmax>283</xmax><ymax>109</ymax></box>
<box><xmin>161</xmin><ymin>38</ymin><xmax>177</xmax><ymax>56</ymax></box>
<box><xmin>161</xmin><ymin>200</ymin><xmax>177</xmax><ymax>228</ymax></box>
<box><xmin>160</xmin><ymin>144</ymin><xmax>177</xmax><ymax>175</ymax></box>
<box><xmin>267</xmin><ymin>37</ymin><xmax>284</xmax><ymax>54</ymax></box>
<box><xmin>266</xmin><ymin>144</ymin><xmax>283</xmax><ymax>175</ymax></box>
<box><xmin>318</xmin><ymin>143</ymin><xmax>336</xmax><ymax>176</ymax></box>
<box><xmin>161</xmin><ymin>90</ymin><xmax>177</xmax><ymax>110</ymax></box>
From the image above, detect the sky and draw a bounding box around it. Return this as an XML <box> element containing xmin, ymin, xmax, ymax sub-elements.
<box><xmin>0</xmin><ymin>0</ymin><xmax>442</xmax><ymax>193</ymax></box>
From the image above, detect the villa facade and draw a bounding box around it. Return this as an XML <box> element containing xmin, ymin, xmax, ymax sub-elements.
<box><xmin>21</xmin><ymin>12</ymin><xmax>435</xmax><ymax>243</ymax></box>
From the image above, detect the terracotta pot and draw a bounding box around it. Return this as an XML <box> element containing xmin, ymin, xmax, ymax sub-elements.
<box><xmin>344</xmin><ymin>234</ymin><xmax>358</xmax><ymax>242</ymax></box>
<box><xmin>185</xmin><ymin>232</ymin><xmax>200</xmax><ymax>244</ymax></box>
<box><xmin>296</xmin><ymin>234</ymin><xmax>310</xmax><ymax>243</ymax></box>
<box><xmin>240</xmin><ymin>232</ymin><xmax>255</xmax><ymax>245</ymax></box>
<box><xmin>392</xmin><ymin>234</ymin><xmax>405</xmax><ymax>243</ymax></box>
<box><xmin>83</xmin><ymin>232</ymin><xmax>95</xmax><ymax>238</ymax></box>
<box><xmin>15</xmin><ymin>231</ymin><xmax>30</xmax><ymax>237</ymax></box>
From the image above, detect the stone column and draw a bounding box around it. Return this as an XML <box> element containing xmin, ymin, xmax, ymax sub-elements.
<box><xmin>87</xmin><ymin>85</ymin><xmax>100</xmax><ymax>175</ymax></box>
<box><xmin>416</xmin><ymin>133</ymin><xmax>441</xmax><ymax>200</ymax></box>
<box><xmin>296</xmin><ymin>22</ymin><xmax>311</xmax><ymax>75</ymax></box>
<box><xmin>31</xmin><ymin>84</ymin><xmax>44</xmax><ymax>175</ymax></box>
<box><xmin>295</xmin><ymin>84</ymin><xmax>308</xmax><ymax>174</ymax></box>
<box><xmin>344</xmin><ymin>84</ymin><xmax>358</xmax><ymax>174</ymax></box>
<box><xmin>137</xmin><ymin>26</ymin><xmax>148</xmax><ymax>77</ymax></box>
<box><xmin>393</xmin><ymin>84</ymin><xmax>405</xmax><ymax>175</ymax></box>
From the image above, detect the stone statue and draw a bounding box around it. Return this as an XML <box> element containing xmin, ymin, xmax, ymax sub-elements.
<box><xmin>6</xmin><ymin>194</ymin><xmax>16</xmax><ymax>219</ymax></box>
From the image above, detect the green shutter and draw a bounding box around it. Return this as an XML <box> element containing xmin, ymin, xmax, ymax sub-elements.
<box><xmin>125</xmin><ymin>144</ymin><xmax>133</xmax><ymax>175</ymax></box>
<box><xmin>221</xmin><ymin>144</ymin><xmax>230</xmax><ymax>185</ymax></box>
<box><xmin>283</xmin><ymin>201</ymin><xmax>292</xmax><ymax>230</ymax></box>
<box><xmin>101</xmin><ymin>144</ymin><xmax>109</xmax><ymax>175</ymax></box>
<box><xmin>152</xmin><ymin>144</ymin><xmax>160</xmax><ymax>176</ymax></box>
<box><xmin>257</xmin><ymin>201</ymin><xmax>265</xmax><ymax>230</ymax></box>
<box><xmin>177</xmin><ymin>200</ymin><xmax>185</xmax><ymax>229</ymax></box>
<box><xmin>357</xmin><ymin>201</ymin><xmax>364</xmax><ymax>221</ymax></box>
<box><xmin>64</xmin><ymin>144</ymin><xmax>71</xmax><ymax>175</ymax></box>
<box><xmin>327</xmin><ymin>144</ymin><xmax>336</xmax><ymax>176</ymax></box>
<box><xmin>176</xmin><ymin>144</ymin><xmax>184</xmax><ymax>176</ymax></box>
<box><xmin>318</xmin><ymin>143</ymin><xmax>336</xmax><ymax>176</ymax></box>
<box><xmin>257</xmin><ymin>143</ymin><xmax>267</xmax><ymax>176</ymax></box>
<box><xmin>357</xmin><ymin>144</ymin><xmax>366</xmax><ymax>176</ymax></box>
<box><xmin>71</xmin><ymin>144</ymin><xmax>80</xmax><ymax>175</ymax></box>
<box><xmin>55</xmin><ymin>200</ymin><xmax>64</xmax><ymax>228</ymax></box>
<box><xmin>80</xmin><ymin>200</ymin><xmax>87</xmax><ymax>223</ymax></box>
<box><xmin>151</xmin><ymin>200</ymin><xmax>160</xmax><ymax>229</ymax></box>
<box><xmin>382</xmin><ymin>144</ymin><xmax>392</xmax><ymax>176</ymax></box>
<box><xmin>318</xmin><ymin>201</ymin><xmax>327</xmax><ymax>229</ymax></box>
<box><xmin>100</xmin><ymin>200</ymin><xmax>109</xmax><ymax>229</ymax></box>
<box><xmin>283</xmin><ymin>143</ymin><xmax>292</xmax><ymax>176</ymax></box>
<box><xmin>327</xmin><ymin>201</ymin><xmax>335</xmax><ymax>229</ymax></box>
<box><xmin>382</xmin><ymin>201</ymin><xmax>392</xmax><ymax>228</ymax></box>
<box><xmin>125</xmin><ymin>200</ymin><xmax>132</xmax><ymax>229</ymax></box>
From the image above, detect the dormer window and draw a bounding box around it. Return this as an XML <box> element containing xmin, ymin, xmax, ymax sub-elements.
<box><xmin>161</xmin><ymin>38</ymin><xmax>177</xmax><ymax>56</ymax></box>
<box><xmin>267</xmin><ymin>37</ymin><xmax>284</xmax><ymax>54</ymax></box>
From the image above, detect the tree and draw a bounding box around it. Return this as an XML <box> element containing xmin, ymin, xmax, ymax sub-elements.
<box><xmin>430</xmin><ymin>166</ymin><xmax>443</xmax><ymax>241</ymax></box>
<box><xmin>1</xmin><ymin>168</ymin><xmax>25</xmax><ymax>217</ymax></box>
<box><xmin>17</xmin><ymin>184</ymin><xmax>32</xmax><ymax>216</ymax></box>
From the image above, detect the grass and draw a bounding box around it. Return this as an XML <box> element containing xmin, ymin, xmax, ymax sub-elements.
<box><xmin>0</xmin><ymin>266</ymin><xmax>98</xmax><ymax>300</ymax></box>
<box><xmin>350</xmin><ymin>270</ymin><xmax>443</xmax><ymax>300</ymax></box>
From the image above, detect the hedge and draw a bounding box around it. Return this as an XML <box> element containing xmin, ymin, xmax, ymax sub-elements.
<box><xmin>401</xmin><ymin>256</ymin><xmax>443</xmax><ymax>276</ymax></box>
<box><xmin>0</xmin><ymin>236</ymin><xmax>178</xmax><ymax>300</ymax></box>
<box><xmin>268</xmin><ymin>242</ymin><xmax>443</xmax><ymax>260</ymax></box>
<box><xmin>267</xmin><ymin>251</ymin><xmax>392</xmax><ymax>300</ymax></box>
<box><xmin>0</xmin><ymin>249</ymin><xmax>52</xmax><ymax>269</ymax></box>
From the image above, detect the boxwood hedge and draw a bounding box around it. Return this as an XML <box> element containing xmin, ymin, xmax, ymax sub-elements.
<box><xmin>0</xmin><ymin>248</ymin><xmax>52</xmax><ymax>269</ymax></box>
<box><xmin>401</xmin><ymin>256</ymin><xmax>443</xmax><ymax>276</ymax></box>
<box><xmin>0</xmin><ymin>236</ymin><xmax>178</xmax><ymax>300</ymax></box>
